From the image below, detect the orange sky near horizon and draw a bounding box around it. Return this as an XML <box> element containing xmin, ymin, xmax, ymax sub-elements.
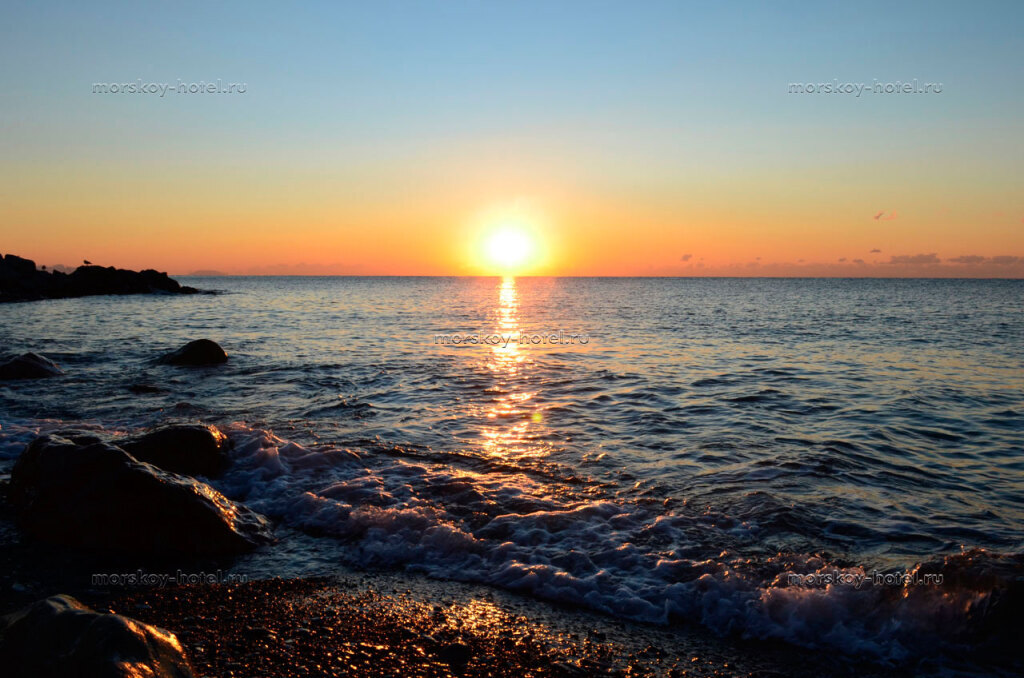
<box><xmin>3</xmin><ymin>165</ymin><xmax>1022</xmax><ymax>277</ymax></box>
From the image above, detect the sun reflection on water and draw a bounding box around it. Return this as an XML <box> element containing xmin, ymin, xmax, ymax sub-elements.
<box><xmin>479</xmin><ymin>277</ymin><xmax>549</xmax><ymax>463</ymax></box>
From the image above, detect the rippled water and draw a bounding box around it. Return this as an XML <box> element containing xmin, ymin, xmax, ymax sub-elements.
<box><xmin>2</xmin><ymin>277</ymin><xmax>1022</xmax><ymax>666</ymax></box>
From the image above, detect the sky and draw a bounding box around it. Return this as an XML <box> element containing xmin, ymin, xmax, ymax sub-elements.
<box><xmin>1</xmin><ymin>1</ymin><xmax>1022</xmax><ymax>276</ymax></box>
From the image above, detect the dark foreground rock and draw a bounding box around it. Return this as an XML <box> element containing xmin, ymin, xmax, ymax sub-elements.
<box><xmin>10</xmin><ymin>435</ymin><xmax>273</xmax><ymax>555</ymax></box>
<box><xmin>0</xmin><ymin>253</ymin><xmax>199</xmax><ymax>303</ymax></box>
<box><xmin>0</xmin><ymin>352</ymin><xmax>64</xmax><ymax>380</ymax></box>
<box><xmin>121</xmin><ymin>424</ymin><xmax>232</xmax><ymax>477</ymax></box>
<box><xmin>160</xmin><ymin>339</ymin><xmax>228</xmax><ymax>366</ymax></box>
<box><xmin>0</xmin><ymin>595</ymin><xmax>193</xmax><ymax>678</ymax></box>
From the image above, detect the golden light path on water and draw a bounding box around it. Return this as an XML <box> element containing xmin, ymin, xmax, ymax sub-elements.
<box><xmin>478</xmin><ymin>276</ymin><xmax>548</xmax><ymax>464</ymax></box>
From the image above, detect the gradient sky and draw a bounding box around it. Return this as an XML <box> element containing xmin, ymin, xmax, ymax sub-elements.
<box><xmin>1</xmin><ymin>1</ymin><xmax>1022</xmax><ymax>276</ymax></box>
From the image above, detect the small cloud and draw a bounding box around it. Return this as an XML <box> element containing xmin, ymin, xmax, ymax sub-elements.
<box><xmin>755</xmin><ymin>256</ymin><xmax>761</xmax><ymax>260</ymax></box>
<box><xmin>888</xmin><ymin>253</ymin><xmax>940</xmax><ymax>265</ymax></box>
<box><xmin>680</xmin><ymin>253</ymin><xmax>693</xmax><ymax>262</ymax></box>
<box><xmin>948</xmin><ymin>255</ymin><xmax>987</xmax><ymax>264</ymax></box>
<box><xmin>852</xmin><ymin>259</ymin><xmax>865</xmax><ymax>264</ymax></box>
<box><xmin>870</xmin><ymin>248</ymin><xmax>881</xmax><ymax>253</ymax></box>
<box><xmin>990</xmin><ymin>255</ymin><xmax>1021</xmax><ymax>265</ymax></box>
<box><xmin>797</xmin><ymin>258</ymin><xmax>804</xmax><ymax>263</ymax></box>
<box><xmin>838</xmin><ymin>257</ymin><xmax>847</xmax><ymax>262</ymax></box>
<box><xmin>873</xmin><ymin>211</ymin><xmax>898</xmax><ymax>221</ymax></box>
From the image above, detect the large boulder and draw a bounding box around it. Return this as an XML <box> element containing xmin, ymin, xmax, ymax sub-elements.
<box><xmin>1</xmin><ymin>254</ymin><xmax>37</xmax><ymax>276</ymax></box>
<box><xmin>0</xmin><ymin>353</ymin><xmax>64</xmax><ymax>380</ymax></box>
<box><xmin>159</xmin><ymin>339</ymin><xmax>228</xmax><ymax>366</ymax></box>
<box><xmin>0</xmin><ymin>595</ymin><xmax>193</xmax><ymax>678</ymax></box>
<box><xmin>10</xmin><ymin>435</ymin><xmax>273</xmax><ymax>555</ymax></box>
<box><xmin>121</xmin><ymin>424</ymin><xmax>231</xmax><ymax>477</ymax></box>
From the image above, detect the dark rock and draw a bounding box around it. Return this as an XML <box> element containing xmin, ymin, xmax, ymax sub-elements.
<box><xmin>436</xmin><ymin>641</ymin><xmax>472</xmax><ymax>666</ymax></box>
<box><xmin>1</xmin><ymin>254</ymin><xmax>37</xmax><ymax>276</ymax></box>
<box><xmin>159</xmin><ymin>339</ymin><xmax>228</xmax><ymax>366</ymax></box>
<box><xmin>121</xmin><ymin>424</ymin><xmax>231</xmax><ymax>477</ymax></box>
<box><xmin>128</xmin><ymin>383</ymin><xmax>165</xmax><ymax>394</ymax></box>
<box><xmin>10</xmin><ymin>435</ymin><xmax>274</xmax><ymax>555</ymax></box>
<box><xmin>0</xmin><ymin>594</ymin><xmax>193</xmax><ymax>678</ymax></box>
<box><xmin>0</xmin><ymin>353</ymin><xmax>64</xmax><ymax>380</ymax></box>
<box><xmin>0</xmin><ymin>252</ymin><xmax>200</xmax><ymax>303</ymax></box>
<box><xmin>50</xmin><ymin>429</ymin><xmax>106</xmax><ymax>446</ymax></box>
<box><xmin>64</xmin><ymin>265</ymin><xmax>185</xmax><ymax>297</ymax></box>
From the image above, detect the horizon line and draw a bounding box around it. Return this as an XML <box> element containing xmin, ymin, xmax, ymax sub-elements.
<box><xmin>173</xmin><ymin>273</ymin><xmax>1024</xmax><ymax>280</ymax></box>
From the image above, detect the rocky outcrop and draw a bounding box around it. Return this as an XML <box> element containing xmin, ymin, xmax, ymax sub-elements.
<box><xmin>0</xmin><ymin>595</ymin><xmax>193</xmax><ymax>678</ymax></box>
<box><xmin>0</xmin><ymin>253</ymin><xmax>199</xmax><ymax>303</ymax></box>
<box><xmin>121</xmin><ymin>424</ymin><xmax>231</xmax><ymax>477</ymax></box>
<box><xmin>10</xmin><ymin>435</ymin><xmax>273</xmax><ymax>555</ymax></box>
<box><xmin>0</xmin><ymin>353</ymin><xmax>64</xmax><ymax>380</ymax></box>
<box><xmin>159</xmin><ymin>339</ymin><xmax>228</xmax><ymax>366</ymax></box>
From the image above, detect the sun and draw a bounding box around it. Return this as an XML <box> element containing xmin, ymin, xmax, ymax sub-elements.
<box><xmin>481</xmin><ymin>222</ymin><xmax>537</xmax><ymax>273</ymax></box>
<box><xmin>486</xmin><ymin>227</ymin><xmax>532</xmax><ymax>269</ymax></box>
<box><xmin>467</xmin><ymin>201</ymin><xmax>548</xmax><ymax>274</ymax></box>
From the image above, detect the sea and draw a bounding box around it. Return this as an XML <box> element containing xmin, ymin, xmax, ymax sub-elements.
<box><xmin>1</xmin><ymin>277</ymin><xmax>1022</xmax><ymax>672</ymax></box>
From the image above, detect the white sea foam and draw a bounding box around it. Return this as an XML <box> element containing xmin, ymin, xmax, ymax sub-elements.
<box><xmin>211</xmin><ymin>423</ymin><xmax>1017</xmax><ymax>663</ymax></box>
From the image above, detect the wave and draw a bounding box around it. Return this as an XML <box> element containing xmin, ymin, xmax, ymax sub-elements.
<box><xmin>1</xmin><ymin>418</ymin><xmax>1020</xmax><ymax>669</ymax></box>
<box><xmin>213</xmin><ymin>423</ymin><xmax>1022</xmax><ymax>667</ymax></box>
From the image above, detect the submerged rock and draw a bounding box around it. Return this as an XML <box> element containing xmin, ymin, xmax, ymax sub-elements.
<box><xmin>121</xmin><ymin>424</ymin><xmax>231</xmax><ymax>477</ymax></box>
<box><xmin>10</xmin><ymin>435</ymin><xmax>273</xmax><ymax>555</ymax></box>
<box><xmin>159</xmin><ymin>339</ymin><xmax>228</xmax><ymax>366</ymax></box>
<box><xmin>128</xmin><ymin>383</ymin><xmax>165</xmax><ymax>394</ymax></box>
<box><xmin>0</xmin><ymin>353</ymin><xmax>64</xmax><ymax>380</ymax></box>
<box><xmin>0</xmin><ymin>594</ymin><xmax>194</xmax><ymax>678</ymax></box>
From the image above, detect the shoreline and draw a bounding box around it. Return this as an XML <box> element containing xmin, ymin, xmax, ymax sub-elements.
<box><xmin>86</xmin><ymin>570</ymin><xmax>901</xmax><ymax>678</ymax></box>
<box><xmin>1</xmin><ymin>419</ymin><xmax>1021</xmax><ymax>677</ymax></box>
<box><xmin>0</xmin><ymin>502</ymin><xmax>896</xmax><ymax>678</ymax></box>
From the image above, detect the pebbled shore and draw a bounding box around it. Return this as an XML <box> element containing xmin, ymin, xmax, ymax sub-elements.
<box><xmin>86</xmin><ymin>572</ymin><xmax>903</xmax><ymax>678</ymax></box>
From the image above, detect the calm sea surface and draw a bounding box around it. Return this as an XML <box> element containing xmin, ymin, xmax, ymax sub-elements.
<box><xmin>1</xmin><ymin>277</ymin><xmax>1022</xmax><ymax>663</ymax></box>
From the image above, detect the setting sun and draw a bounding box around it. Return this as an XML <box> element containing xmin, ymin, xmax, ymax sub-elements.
<box><xmin>484</xmin><ymin>227</ymin><xmax>533</xmax><ymax>272</ymax></box>
<box><xmin>469</xmin><ymin>203</ymin><xmax>548</xmax><ymax>274</ymax></box>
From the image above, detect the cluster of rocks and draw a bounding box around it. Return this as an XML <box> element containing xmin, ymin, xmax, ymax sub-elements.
<box><xmin>0</xmin><ymin>336</ymin><xmax>266</xmax><ymax>676</ymax></box>
<box><xmin>0</xmin><ymin>253</ymin><xmax>198</xmax><ymax>303</ymax></box>
<box><xmin>0</xmin><ymin>338</ymin><xmax>229</xmax><ymax>381</ymax></box>
<box><xmin>0</xmin><ymin>421</ymin><xmax>272</xmax><ymax>676</ymax></box>
<box><xmin>10</xmin><ymin>425</ymin><xmax>272</xmax><ymax>555</ymax></box>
